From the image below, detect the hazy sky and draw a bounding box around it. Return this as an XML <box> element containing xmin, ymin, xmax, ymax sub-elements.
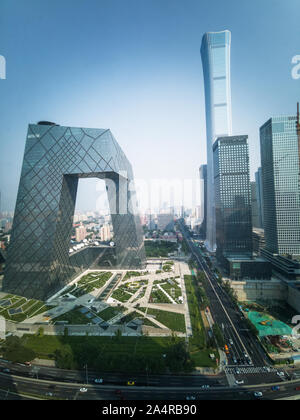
<box><xmin>0</xmin><ymin>0</ymin><xmax>299</xmax><ymax>212</ymax></box>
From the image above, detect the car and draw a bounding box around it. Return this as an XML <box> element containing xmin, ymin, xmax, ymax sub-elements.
<box><xmin>235</xmin><ymin>380</ymin><xmax>244</xmax><ymax>385</ymax></box>
<box><xmin>127</xmin><ymin>381</ymin><xmax>135</xmax><ymax>386</ymax></box>
<box><xmin>94</xmin><ymin>378</ymin><xmax>103</xmax><ymax>384</ymax></box>
<box><xmin>295</xmin><ymin>386</ymin><xmax>300</xmax><ymax>391</ymax></box>
<box><xmin>45</xmin><ymin>392</ymin><xmax>53</xmax><ymax>397</ymax></box>
<box><xmin>201</xmin><ymin>385</ymin><xmax>210</xmax><ymax>390</ymax></box>
<box><xmin>79</xmin><ymin>388</ymin><xmax>88</xmax><ymax>393</ymax></box>
<box><xmin>229</xmin><ymin>339</ymin><xmax>234</xmax><ymax>345</ymax></box>
<box><xmin>233</xmin><ymin>358</ymin><xmax>237</xmax><ymax>364</ymax></box>
<box><xmin>254</xmin><ymin>392</ymin><xmax>263</xmax><ymax>398</ymax></box>
<box><xmin>277</xmin><ymin>371</ymin><xmax>285</xmax><ymax>377</ymax></box>
<box><xmin>3</xmin><ymin>368</ymin><xmax>10</xmax><ymax>373</ymax></box>
<box><xmin>271</xmin><ymin>386</ymin><xmax>280</xmax><ymax>391</ymax></box>
<box><xmin>186</xmin><ymin>396</ymin><xmax>196</xmax><ymax>400</ymax></box>
<box><xmin>235</xmin><ymin>368</ymin><xmax>241</xmax><ymax>375</ymax></box>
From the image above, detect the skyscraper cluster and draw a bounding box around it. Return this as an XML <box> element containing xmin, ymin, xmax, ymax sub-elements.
<box><xmin>200</xmin><ymin>30</ymin><xmax>300</xmax><ymax>281</ymax></box>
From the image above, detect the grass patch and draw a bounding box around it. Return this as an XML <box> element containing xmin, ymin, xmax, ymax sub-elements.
<box><xmin>146</xmin><ymin>308</ymin><xmax>186</xmax><ymax>333</ymax></box>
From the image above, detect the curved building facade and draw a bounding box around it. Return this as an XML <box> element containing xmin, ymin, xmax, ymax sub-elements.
<box><xmin>3</xmin><ymin>123</ymin><xmax>146</xmax><ymax>300</ymax></box>
<box><xmin>201</xmin><ymin>30</ymin><xmax>233</xmax><ymax>251</ymax></box>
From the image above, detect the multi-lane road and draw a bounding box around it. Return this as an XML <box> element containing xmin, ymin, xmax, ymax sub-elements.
<box><xmin>178</xmin><ymin>220</ymin><xmax>294</xmax><ymax>386</ymax></box>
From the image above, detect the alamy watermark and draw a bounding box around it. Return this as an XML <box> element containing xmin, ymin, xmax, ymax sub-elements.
<box><xmin>0</xmin><ymin>316</ymin><xmax>5</xmax><ymax>340</ymax></box>
<box><xmin>292</xmin><ymin>55</ymin><xmax>300</xmax><ymax>80</ymax></box>
<box><xmin>0</xmin><ymin>55</ymin><xmax>6</xmax><ymax>80</ymax></box>
<box><xmin>292</xmin><ymin>316</ymin><xmax>300</xmax><ymax>338</ymax></box>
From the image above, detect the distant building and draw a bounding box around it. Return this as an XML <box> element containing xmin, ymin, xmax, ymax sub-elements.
<box><xmin>251</xmin><ymin>182</ymin><xmax>260</xmax><ymax>229</ymax></box>
<box><xmin>100</xmin><ymin>224</ymin><xmax>112</xmax><ymax>242</ymax></box>
<box><xmin>157</xmin><ymin>214</ymin><xmax>174</xmax><ymax>231</ymax></box>
<box><xmin>255</xmin><ymin>168</ymin><xmax>264</xmax><ymax>228</ymax></box>
<box><xmin>253</xmin><ymin>228</ymin><xmax>265</xmax><ymax>254</ymax></box>
<box><xmin>75</xmin><ymin>224</ymin><xmax>87</xmax><ymax>242</ymax></box>
<box><xmin>213</xmin><ymin>135</ymin><xmax>253</xmax><ymax>261</ymax></box>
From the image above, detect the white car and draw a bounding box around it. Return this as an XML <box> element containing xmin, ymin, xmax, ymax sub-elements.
<box><xmin>201</xmin><ymin>385</ymin><xmax>210</xmax><ymax>390</ymax></box>
<box><xmin>277</xmin><ymin>371</ymin><xmax>285</xmax><ymax>377</ymax></box>
<box><xmin>235</xmin><ymin>380</ymin><xmax>244</xmax><ymax>385</ymax></box>
<box><xmin>254</xmin><ymin>392</ymin><xmax>263</xmax><ymax>398</ymax></box>
<box><xmin>94</xmin><ymin>378</ymin><xmax>103</xmax><ymax>384</ymax></box>
<box><xmin>80</xmin><ymin>388</ymin><xmax>88</xmax><ymax>393</ymax></box>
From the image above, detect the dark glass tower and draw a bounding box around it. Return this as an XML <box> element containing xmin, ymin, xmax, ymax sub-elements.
<box><xmin>260</xmin><ymin>112</ymin><xmax>300</xmax><ymax>256</ymax></box>
<box><xmin>213</xmin><ymin>135</ymin><xmax>253</xmax><ymax>260</ymax></box>
<box><xmin>3</xmin><ymin>123</ymin><xmax>146</xmax><ymax>300</ymax></box>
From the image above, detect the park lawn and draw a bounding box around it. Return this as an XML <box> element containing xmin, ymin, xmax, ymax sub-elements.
<box><xmin>146</xmin><ymin>308</ymin><xmax>186</xmax><ymax>333</ymax></box>
<box><xmin>22</xmin><ymin>335</ymin><xmax>183</xmax><ymax>360</ymax></box>
<box><xmin>97</xmin><ymin>306</ymin><xmax>125</xmax><ymax>321</ymax></box>
<box><xmin>52</xmin><ymin>308</ymin><xmax>89</xmax><ymax>325</ymax></box>
<box><xmin>161</xmin><ymin>282</ymin><xmax>182</xmax><ymax>300</ymax></box>
<box><xmin>189</xmin><ymin>348</ymin><xmax>219</xmax><ymax>368</ymax></box>
<box><xmin>111</xmin><ymin>288</ymin><xmax>132</xmax><ymax>303</ymax></box>
<box><xmin>150</xmin><ymin>287</ymin><xmax>173</xmax><ymax>304</ymax></box>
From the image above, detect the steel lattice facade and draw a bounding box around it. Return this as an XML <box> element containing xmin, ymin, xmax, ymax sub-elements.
<box><xmin>3</xmin><ymin>123</ymin><xmax>146</xmax><ymax>300</ymax></box>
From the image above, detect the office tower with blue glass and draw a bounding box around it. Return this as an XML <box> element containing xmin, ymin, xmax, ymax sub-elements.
<box><xmin>3</xmin><ymin>122</ymin><xmax>146</xmax><ymax>300</ymax></box>
<box><xmin>260</xmin><ymin>112</ymin><xmax>300</xmax><ymax>257</ymax></box>
<box><xmin>201</xmin><ymin>30</ymin><xmax>233</xmax><ymax>252</ymax></box>
<box><xmin>213</xmin><ymin>135</ymin><xmax>253</xmax><ymax>262</ymax></box>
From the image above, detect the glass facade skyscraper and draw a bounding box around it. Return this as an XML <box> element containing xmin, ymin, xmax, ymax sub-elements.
<box><xmin>255</xmin><ymin>167</ymin><xmax>264</xmax><ymax>229</ymax></box>
<box><xmin>3</xmin><ymin>123</ymin><xmax>146</xmax><ymax>300</ymax></box>
<box><xmin>260</xmin><ymin>115</ymin><xmax>300</xmax><ymax>256</ymax></box>
<box><xmin>213</xmin><ymin>136</ymin><xmax>253</xmax><ymax>259</ymax></box>
<box><xmin>201</xmin><ymin>30</ymin><xmax>233</xmax><ymax>252</ymax></box>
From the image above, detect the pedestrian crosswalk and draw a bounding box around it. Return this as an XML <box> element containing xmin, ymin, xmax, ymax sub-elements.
<box><xmin>225</xmin><ymin>366</ymin><xmax>276</xmax><ymax>375</ymax></box>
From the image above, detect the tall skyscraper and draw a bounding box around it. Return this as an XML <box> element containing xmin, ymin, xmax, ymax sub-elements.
<box><xmin>201</xmin><ymin>30</ymin><xmax>233</xmax><ymax>251</ymax></box>
<box><xmin>255</xmin><ymin>167</ymin><xmax>264</xmax><ymax>229</ymax></box>
<box><xmin>213</xmin><ymin>135</ymin><xmax>253</xmax><ymax>260</ymax></box>
<box><xmin>260</xmin><ymin>109</ymin><xmax>300</xmax><ymax>256</ymax></box>
<box><xmin>199</xmin><ymin>164</ymin><xmax>207</xmax><ymax>239</ymax></box>
<box><xmin>250</xmin><ymin>182</ymin><xmax>260</xmax><ymax>229</ymax></box>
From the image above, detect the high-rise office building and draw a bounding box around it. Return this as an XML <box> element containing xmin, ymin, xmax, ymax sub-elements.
<box><xmin>255</xmin><ymin>167</ymin><xmax>264</xmax><ymax>229</ymax></box>
<box><xmin>199</xmin><ymin>164</ymin><xmax>207</xmax><ymax>238</ymax></box>
<box><xmin>201</xmin><ymin>30</ymin><xmax>233</xmax><ymax>251</ymax></box>
<box><xmin>3</xmin><ymin>122</ymin><xmax>145</xmax><ymax>300</ymax></box>
<box><xmin>213</xmin><ymin>135</ymin><xmax>253</xmax><ymax>260</ymax></box>
<box><xmin>260</xmin><ymin>111</ymin><xmax>300</xmax><ymax>256</ymax></box>
<box><xmin>251</xmin><ymin>182</ymin><xmax>260</xmax><ymax>229</ymax></box>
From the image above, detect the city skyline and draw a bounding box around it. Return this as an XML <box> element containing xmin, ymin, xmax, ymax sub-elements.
<box><xmin>0</xmin><ymin>0</ymin><xmax>300</xmax><ymax>212</ymax></box>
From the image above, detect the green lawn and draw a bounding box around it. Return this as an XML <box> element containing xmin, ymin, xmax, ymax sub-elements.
<box><xmin>21</xmin><ymin>334</ymin><xmax>189</xmax><ymax>373</ymax></box>
<box><xmin>97</xmin><ymin>306</ymin><xmax>125</xmax><ymax>321</ymax></box>
<box><xmin>145</xmin><ymin>308</ymin><xmax>186</xmax><ymax>333</ymax></box>
<box><xmin>52</xmin><ymin>308</ymin><xmax>90</xmax><ymax>325</ymax></box>
<box><xmin>111</xmin><ymin>288</ymin><xmax>132</xmax><ymax>303</ymax></box>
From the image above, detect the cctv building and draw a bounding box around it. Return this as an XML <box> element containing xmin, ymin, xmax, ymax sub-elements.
<box><xmin>201</xmin><ymin>30</ymin><xmax>233</xmax><ymax>252</ymax></box>
<box><xmin>3</xmin><ymin>123</ymin><xmax>146</xmax><ymax>300</ymax></box>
